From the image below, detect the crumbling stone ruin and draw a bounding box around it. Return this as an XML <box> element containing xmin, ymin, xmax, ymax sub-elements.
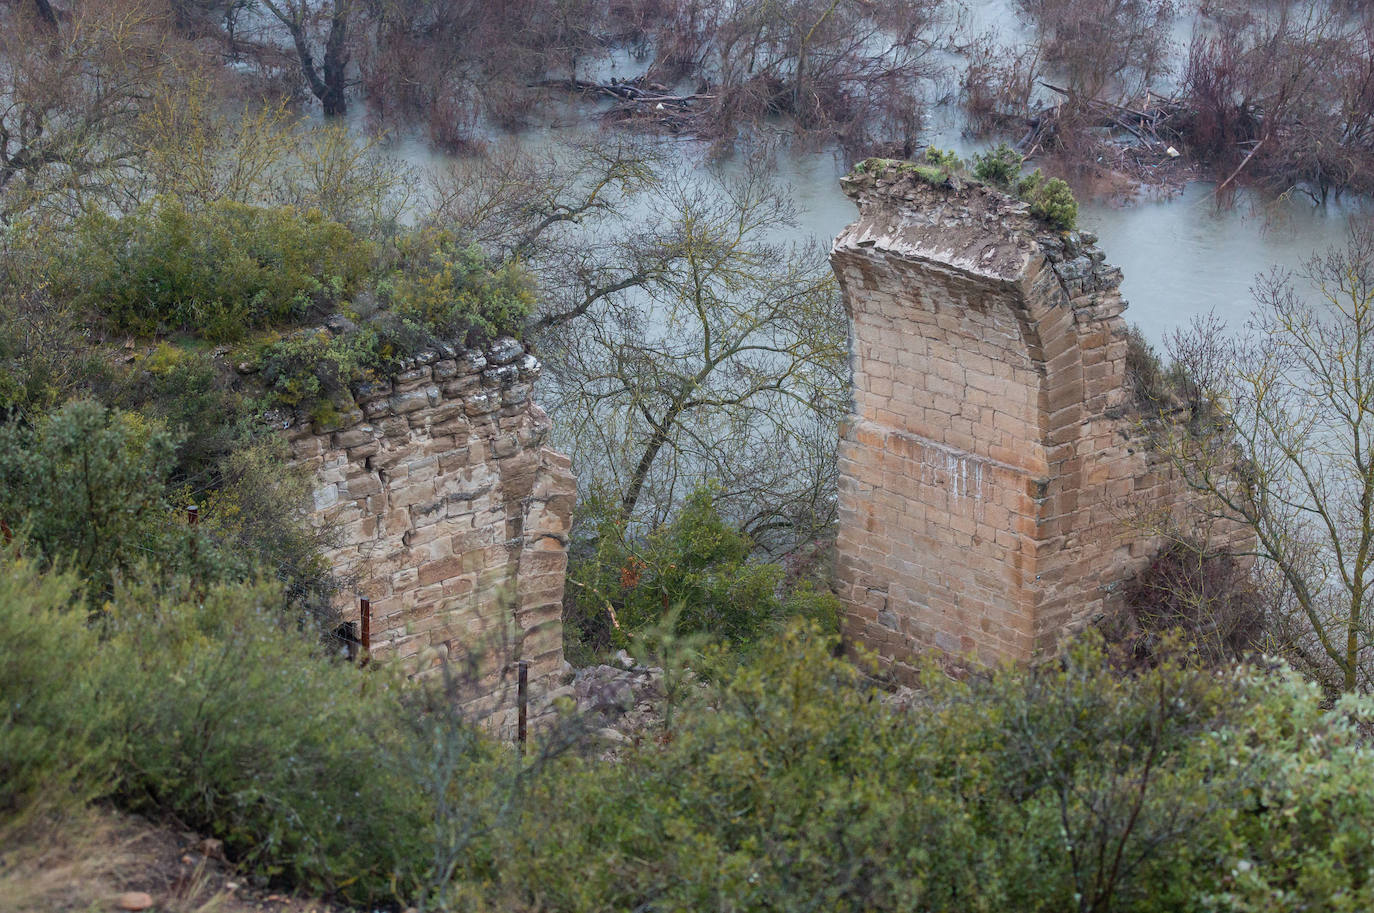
<box><xmin>832</xmin><ymin>163</ymin><xmax>1247</xmax><ymax>680</ymax></box>
<box><xmin>287</xmin><ymin>336</ymin><xmax>575</xmax><ymax>728</ymax></box>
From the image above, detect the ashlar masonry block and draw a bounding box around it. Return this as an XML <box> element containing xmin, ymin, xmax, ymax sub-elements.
<box><xmin>832</xmin><ymin>164</ymin><xmax>1249</xmax><ymax>681</ymax></box>
<box><xmin>291</xmin><ymin>336</ymin><xmax>576</xmax><ymax>727</ymax></box>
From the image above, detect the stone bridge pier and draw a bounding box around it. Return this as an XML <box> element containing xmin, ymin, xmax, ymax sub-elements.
<box><xmin>831</xmin><ymin>163</ymin><xmax>1242</xmax><ymax>679</ymax></box>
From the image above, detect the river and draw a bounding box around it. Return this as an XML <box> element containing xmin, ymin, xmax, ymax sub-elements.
<box><xmin>739</xmin><ymin>145</ymin><xmax>1371</xmax><ymax>350</ymax></box>
<box><xmin>327</xmin><ymin>0</ymin><xmax>1371</xmax><ymax>356</ymax></box>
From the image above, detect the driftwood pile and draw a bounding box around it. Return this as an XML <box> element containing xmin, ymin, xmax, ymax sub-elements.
<box><xmin>1018</xmin><ymin>83</ymin><xmax>1197</xmax><ymax>188</ymax></box>
<box><xmin>533</xmin><ymin>76</ymin><xmax>714</xmax><ymax>132</ymax></box>
<box><xmin>1022</xmin><ymin>84</ymin><xmax>1186</xmax><ymax>154</ymax></box>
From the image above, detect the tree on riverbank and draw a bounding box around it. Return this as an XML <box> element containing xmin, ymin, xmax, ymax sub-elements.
<box><xmin>1158</xmin><ymin>223</ymin><xmax>1374</xmax><ymax>695</ymax></box>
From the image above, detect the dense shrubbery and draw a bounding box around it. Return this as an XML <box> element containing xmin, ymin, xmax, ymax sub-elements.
<box><xmin>35</xmin><ymin>198</ymin><xmax>535</xmax><ymax>423</ymax></box>
<box><xmin>0</xmin><ymin>554</ymin><xmax>435</xmax><ymax>900</ymax></box>
<box><xmin>104</xmin><ymin>575</ymin><xmax>431</xmax><ymax>896</ymax></box>
<box><xmin>0</xmin><ymin>562</ymin><xmax>110</xmax><ymax>817</ymax></box>
<box><xmin>382</xmin><ymin>232</ymin><xmax>535</xmax><ymax>343</ymax></box>
<box><xmin>252</xmin><ymin>235</ymin><xmax>535</xmax><ymax>423</ymax></box>
<box><xmin>564</xmin><ymin>487</ymin><xmax>842</xmax><ymax>662</ymax></box>
<box><xmin>63</xmin><ymin>199</ymin><xmax>373</xmax><ymax>342</ymax></box>
<box><xmin>0</xmin><ymin>399</ymin><xmax>332</xmax><ymax>613</ymax></box>
<box><xmin>8</xmin><ymin>552</ymin><xmax>1374</xmax><ymax>912</ymax></box>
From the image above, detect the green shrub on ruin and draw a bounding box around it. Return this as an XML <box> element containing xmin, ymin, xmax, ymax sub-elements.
<box><xmin>1018</xmin><ymin>169</ymin><xmax>1078</xmax><ymax>230</ymax></box>
<box><xmin>972</xmin><ymin>142</ymin><xmax>1026</xmax><ymax>187</ymax></box>
<box><xmin>381</xmin><ymin>232</ymin><xmax>535</xmax><ymax>344</ymax></box>
<box><xmin>924</xmin><ymin>146</ymin><xmax>964</xmax><ymax>171</ymax></box>
<box><xmin>62</xmin><ymin>198</ymin><xmax>372</xmax><ymax>342</ymax></box>
<box><xmin>854</xmin><ymin>148</ymin><xmax>1078</xmax><ymax>231</ymax></box>
<box><xmin>254</xmin><ymin>325</ymin><xmax>387</xmax><ymax>413</ymax></box>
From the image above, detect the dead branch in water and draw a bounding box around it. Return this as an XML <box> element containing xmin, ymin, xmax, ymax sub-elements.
<box><xmin>531</xmin><ymin>76</ymin><xmax>715</xmax><ymax>133</ymax></box>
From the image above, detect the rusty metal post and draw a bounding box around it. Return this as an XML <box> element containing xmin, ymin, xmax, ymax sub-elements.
<box><xmin>186</xmin><ymin>504</ymin><xmax>199</xmax><ymax>525</ymax></box>
<box><xmin>359</xmin><ymin>597</ymin><xmax>371</xmax><ymax>668</ymax></box>
<box><xmin>517</xmin><ymin>660</ymin><xmax>529</xmax><ymax>756</ymax></box>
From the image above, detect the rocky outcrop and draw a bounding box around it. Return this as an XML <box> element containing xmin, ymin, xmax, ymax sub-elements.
<box><xmin>831</xmin><ymin>164</ymin><xmax>1248</xmax><ymax>680</ymax></box>
<box><xmin>286</xmin><ymin>336</ymin><xmax>575</xmax><ymax>728</ymax></box>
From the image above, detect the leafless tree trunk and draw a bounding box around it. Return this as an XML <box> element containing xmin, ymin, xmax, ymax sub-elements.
<box><xmin>31</xmin><ymin>0</ymin><xmax>58</xmax><ymax>28</ymax></box>
<box><xmin>260</xmin><ymin>0</ymin><xmax>351</xmax><ymax>117</ymax></box>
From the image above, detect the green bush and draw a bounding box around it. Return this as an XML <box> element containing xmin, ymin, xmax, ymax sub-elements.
<box><xmin>8</xmin><ymin>535</ymin><xmax>1374</xmax><ymax>913</ymax></box>
<box><xmin>254</xmin><ymin>325</ymin><xmax>388</xmax><ymax>417</ymax></box>
<box><xmin>924</xmin><ymin>146</ymin><xmax>964</xmax><ymax>170</ymax></box>
<box><xmin>1018</xmin><ymin>169</ymin><xmax>1079</xmax><ymax>230</ymax></box>
<box><xmin>250</xmin><ymin>234</ymin><xmax>534</xmax><ymax>421</ymax></box>
<box><xmin>972</xmin><ymin>142</ymin><xmax>1025</xmax><ymax>187</ymax></box>
<box><xmin>855</xmin><ymin>149</ymin><xmax>1078</xmax><ymax>231</ymax></box>
<box><xmin>0</xmin><ymin>399</ymin><xmax>318</xmax><ymax>610</ymax></box>
<box><xmin>116</xmin><ymin>342</ymin><xmax>248</xmax><ymax>486</ymax></box>
<box><xmin>566</xmin><ymin>487</ymin><xmax>842</xmax><ymax>658</ymax></box>
<box><xmin>102</xmin><ymin>575</ymin><xmax>430</xmax><ymax>900</ymax></box>
<box><xmin>63</xmin><ymin>199</ymin><xmax>372</xmax><ymax>342</ymax></box>
<box><xmin>479</xmin><ymin>629</ymin><xmax>1374</xmax><ymax>913</ymax></box>
<box><xmin>0</xmin><ymin>553</ymin><xmax>111</xmax><ymax>818</ymax></box>
<box><xmin>0</xmin><ymin>548</ymin><xmax>488</xmax><ymax>905</ymax></box>
<box><xmin>0</xmin><ymin>400</ymin><xmax>180</xmax><ymax>601</ymax></box>
<box><xmin>381</xmin><ymin>233</ymin><xmax>534</xmax><ymax>344</ymax></box>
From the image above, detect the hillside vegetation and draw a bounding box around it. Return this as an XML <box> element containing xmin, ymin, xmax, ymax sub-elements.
<box><xmin>5</xmin><ymin>0</ymin><xmax>1374</xmax><ymax>910</ymax></box>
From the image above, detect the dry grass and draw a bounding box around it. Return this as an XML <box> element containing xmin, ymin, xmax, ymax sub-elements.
<box><xmin>0</xmin><ymin>807</ymin><xmax>344</xmax><ymax>913</ymax></box>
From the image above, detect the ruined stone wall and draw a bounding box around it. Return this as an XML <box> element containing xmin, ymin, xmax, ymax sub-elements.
<box><xmin>285</xmin><ymin>336</ymin><xmax>575</xmax><ymax>726</ymax></box>
<box><xmin>832</xmin><ymin>164</ymin><xmax>1247</xmax><ymax>680</ymax></box>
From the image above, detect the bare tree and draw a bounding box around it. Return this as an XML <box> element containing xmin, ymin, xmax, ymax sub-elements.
<box><xmin>30</xmin><ymin>0</ymin><xmax>59</xmax><ymax>28</ymax></box>
<box><xmin>537</xmin><ymin>161</ymin><xmax>847</xmax><ymax>549</ymax></box>
<box><xmin>1015</xmin><ymin>0</ymin><xmax>1176</xmax><ymax>105</ymax></box>
<box><xmin>684</xmin><ymin>0</ymin><xmax>950</xmax><ymax>154</ymax></box>
<box><xmin>1159</xmin><ymin>223</ymin><xmax>1374</xmax><ymax>694</ymax></box>
<box><xmin>1182</xmin><ymin>0</ymin><xmax>1374</xmax><ymax>202</ymax></box>
<box><xmin>360</xmin><ymin>0</ymin><xmax>614</xmax><ymax>149</ymax></box>
<box><xmin>430</xmin><ymin>138</ymin><xmax>846</xmax><ymax>552</ymax></box>
<box><xmin>258</xmin><ymin>0</ymin><xmax>352</xmax><ymax>116</ymax></box>
<box><xmin>0</xmin><ymin>0</ymin><xmax>191</xmax><ymax>221</ymax></box>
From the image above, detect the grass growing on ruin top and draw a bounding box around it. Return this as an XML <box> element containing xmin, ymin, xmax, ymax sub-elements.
<box><xmin>853</xmin><ymin>144</ymin><xmax>1079</xmax><ymax>231</ymax></box>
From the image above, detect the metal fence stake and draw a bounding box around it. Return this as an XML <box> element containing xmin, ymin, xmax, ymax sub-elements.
<box><xmin>360</xmin><ymin>597</ymin><xmax>371</xmax><ymax>668</ymax></box>
<box><xmin>517</xmin><ymin>660</ymin><xmax>529</xmax><ymax>756</ymax></box>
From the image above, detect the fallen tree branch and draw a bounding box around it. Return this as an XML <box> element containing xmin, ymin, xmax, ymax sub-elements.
<box><xmin>1215</xmin><ymin>136</ymin><xmax>1267</xmax><ymax>197</ymax></box>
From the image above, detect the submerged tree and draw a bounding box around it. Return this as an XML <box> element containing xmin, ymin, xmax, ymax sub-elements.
<box><xmin>645</xmin><ymin>0</ymin><xmax>951</xmax><ymax>154</ymax></box>
<box><xmin>257</xmin><ymin>0</ymin><xmax>353</xmax><ymax>117</ymax></box>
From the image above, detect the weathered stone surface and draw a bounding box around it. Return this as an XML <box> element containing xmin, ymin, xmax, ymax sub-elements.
<box><xmin>291</xmin><ymin>340</ymin><xmax>576</xmax><ymax>732</ymax></box>
<box><xmin>832</xmin><ymin>165</ymin><xmax>1250</xmax><ymax>681</ymax></box>
<box><xmin>486</xmin><ymin>336</ymin><xmax>524</xmax><ymax>366</ymax></box>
